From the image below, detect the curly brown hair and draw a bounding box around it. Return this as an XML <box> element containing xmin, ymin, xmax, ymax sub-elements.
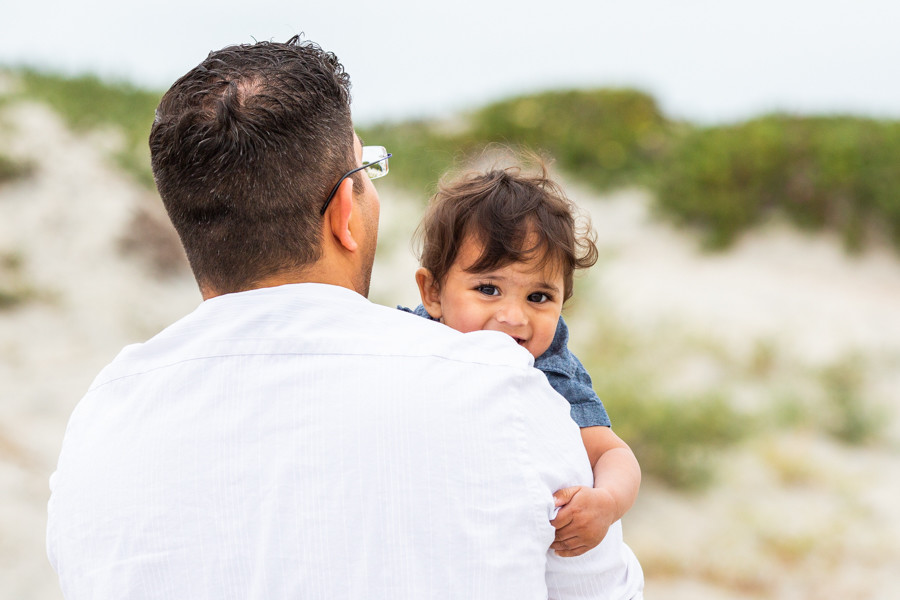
<box><xmin>416</xmin><ymin>163</ymin><xmax>598</xmax><ymax>301</ymax></box>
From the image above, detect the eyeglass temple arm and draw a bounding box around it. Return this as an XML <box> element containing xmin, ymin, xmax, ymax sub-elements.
<box><xmin>319</xmin><ymin>154</ymin><xmax>391</xmax><ymax>216</ymax></box>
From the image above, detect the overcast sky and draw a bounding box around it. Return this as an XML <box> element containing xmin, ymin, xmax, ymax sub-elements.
<box><xmin>3</xmin><ymin>0</ymin><xmax>899</xmax><ymax>125</ymax></box>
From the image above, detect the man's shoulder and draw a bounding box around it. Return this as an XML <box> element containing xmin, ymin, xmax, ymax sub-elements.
<box><xmin>90</xmin><ymin>284</ymin><xmax>537</xmax><ymax>389</ymax></box>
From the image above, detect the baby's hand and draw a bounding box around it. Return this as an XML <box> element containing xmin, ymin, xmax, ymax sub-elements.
<box><xmin>549</xmin><ymin>486</ymin><xmax>617</xmax><ymax>557</ymax></box>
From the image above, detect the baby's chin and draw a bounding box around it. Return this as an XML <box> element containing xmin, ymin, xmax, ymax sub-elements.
<box><xmin>527</xmin><ymin>347</ymin><xmax>550</xmax><ymax>360</ymax></box>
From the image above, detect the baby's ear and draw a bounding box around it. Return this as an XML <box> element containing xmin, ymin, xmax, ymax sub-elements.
<box><xmin>415</xmin><ymin>267</ymin><xmax>442</xmax><ymax>320</ymax></box>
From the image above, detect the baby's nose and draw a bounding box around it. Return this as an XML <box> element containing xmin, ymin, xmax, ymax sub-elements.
<box><xmin>495</xmin><ymin>302</ymin><xmax>527</xmax><ymax>327</ymax></box>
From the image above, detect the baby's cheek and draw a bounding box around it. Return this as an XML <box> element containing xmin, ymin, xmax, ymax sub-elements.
<box><xmin>531</xmin><ymin>323</ymin><xmax>558</xmax><ymax>356</ymax></box>
<box><xmin>440</xmin><ymin>310</ymin><xmax>478</xmax><ymax>334</ymax></box>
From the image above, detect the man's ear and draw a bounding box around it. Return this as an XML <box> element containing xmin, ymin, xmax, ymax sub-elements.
<box><xmin>327</xmin><ymin>177</ymin><xmax>358</xmax><ymax>252</ymax></box>
<box><xmin>415</xmin><ymin>267</ymin><xmax>442</xmax><ymax>320</ymax></box>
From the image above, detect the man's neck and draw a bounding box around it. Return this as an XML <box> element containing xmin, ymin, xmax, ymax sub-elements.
<box><xmin>200</xmin><ymin>263</ymin><xmax>361</xmax><ymax>301</ymax></box>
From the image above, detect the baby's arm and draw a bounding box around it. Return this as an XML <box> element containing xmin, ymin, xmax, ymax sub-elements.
<box><xmin>550</xmin><ymin>426</ymin><xmax>641</xmax><ymax>557</ymax></box>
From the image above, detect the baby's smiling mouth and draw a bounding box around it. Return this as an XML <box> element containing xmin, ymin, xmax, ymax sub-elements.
<box><xmin>513</xmin><ymin>337</ymin><xmax>527</xmax><ymax>346</ymax></box>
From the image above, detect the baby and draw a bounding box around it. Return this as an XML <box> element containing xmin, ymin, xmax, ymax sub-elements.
<box><xmin>402</xmin><ymin>164</ymin><xmax>641</xmax><ymax>557</ymax></box>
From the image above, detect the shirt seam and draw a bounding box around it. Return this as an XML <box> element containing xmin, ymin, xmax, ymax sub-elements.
<box><xmin>510</xmin><ymin>369</ymin><xmax>558</xmax><ymax>550</ymax></box>
<box><xmin>89</xmin><ymin>350</ymin><xmax>532</xmax><ymax>392</ymax></box>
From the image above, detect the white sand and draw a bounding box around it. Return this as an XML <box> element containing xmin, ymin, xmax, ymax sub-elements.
<box><xmin>0</xmin><ymin>101</ymin><xmax>200</xmax><ymax>599</ymax></box>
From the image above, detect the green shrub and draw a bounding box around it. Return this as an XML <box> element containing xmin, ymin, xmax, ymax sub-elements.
<box><xmin>470</xmin><ymin>89</ymin><xmax>675</xmax><ymax>191</ymax></box>
<box><xmin>361</xmin><ymin>88</ymin><xmax>678</xmax><ymax>203</ymax></box>
<box><xmin>0</xmin><ymin>152</ymin><xmax>32</xmax><ymax>184</ymax></box>
<box><xmin>600</xmin><ymin>382</ymin><xmax>749</xmax><ymax>489</ymax></box>
<box><xmin>16</xmin><ymin>69</ymin><xmax>161</xmax><ymax>187</ymax></box>
<box><xmin>0</xmin><ymin>251</ymin><xmax>37</xmax><ymax>310</ymax></box>
<box><xmin>15</xmin><ymin>69</ymin><xmax>900</xmax><ymax>256</ymax></box>
<box><xmin>359</xmin><ymin>121</ymin><xmax>473</xmax><ymax>199</ymax></box>
<box><xmin>819</xmin><ymin>356</ymin><xmax>884</xmax><ymax>445</ymax></box>
<box><xmin>576</xmin><ymin>320</ymin><xmax>749</xmax><ymax>490</ymax></box>
<box><xmin>655</xmin><ymin>115</ymin><xmax>900</xmax><ymax>251</ymax></box>
<box><xmin>367</xmin><ymin>93</ymin><xmax>900</xmax><ymax>257</ymax></box>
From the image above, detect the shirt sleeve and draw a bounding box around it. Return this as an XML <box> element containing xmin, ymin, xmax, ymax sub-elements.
<box><xmin>512</xmin><ymin>366</ymin><xmax>643</xmax><ymax>600</ymax></box>
<box><xmin>534</xmin><ymin>317</ymin><xmax>611</xmax><ymax>428</ymax></box>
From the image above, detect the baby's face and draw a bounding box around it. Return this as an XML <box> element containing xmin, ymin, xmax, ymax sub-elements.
<box><xmin>422</xmin><ymin>236</ymin><xmax>565</xmax><ymax>359</ymax></box>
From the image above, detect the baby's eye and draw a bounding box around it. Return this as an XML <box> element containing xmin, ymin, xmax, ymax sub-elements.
<box><xmin>476</xmin><ymin>284</ymin><xmax>500</xmax><ymax>296</ymax></box>
<box><xmin>527</xmin><ymin>292</ymin><xmax>551</xmax><ymax>303</ymax></box>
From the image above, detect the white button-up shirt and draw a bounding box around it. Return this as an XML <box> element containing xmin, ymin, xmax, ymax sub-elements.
<box><xmin>48</xmin><ymin>283</ymin><xmax>642</xmax><ymax>599</ymax></box>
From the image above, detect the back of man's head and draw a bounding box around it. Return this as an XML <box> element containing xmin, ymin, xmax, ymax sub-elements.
<box><xmin>150</xmin><ymin>36</ymin><xmax>355</xmax><ymax>295</ymax></box>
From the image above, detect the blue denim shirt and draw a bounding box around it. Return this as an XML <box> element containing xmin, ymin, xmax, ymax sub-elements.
<box><xmin>398</xmin><ymin>305</ymin><xmax>610</xmax><ymax>428</ymax></box>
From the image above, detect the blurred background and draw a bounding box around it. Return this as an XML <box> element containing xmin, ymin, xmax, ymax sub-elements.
<box><xmin>2</xmin><ymin>2</ymin><xmax>899</xmax><ymax>598</ymax></box>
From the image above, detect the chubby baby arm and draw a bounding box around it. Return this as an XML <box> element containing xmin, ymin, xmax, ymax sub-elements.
<box><xmin>550</xmin><ymin>426</ymin><xmax>641</xmax><ymax>557</ymax></box>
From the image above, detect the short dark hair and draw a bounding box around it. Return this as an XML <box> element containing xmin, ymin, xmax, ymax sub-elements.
<box><xmin>416</xmin><ymin>163</ymin><xmax>598</xmax><ymax>301</ymax></box>
<box><xmin>149</xmin><ymin>36</ymin><xmax>355</xmax><ymax>294</ymax></box>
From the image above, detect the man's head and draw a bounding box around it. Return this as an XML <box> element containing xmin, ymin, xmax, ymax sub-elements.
<box><xmin>414</xmin><ymin>164</ymin><xmax>598</xmax><ymax>358</ymax></box>
<box><xmin>150</xmin><ymin>36</ymin><xmax>372</xmax><ymax>297</ymax></box>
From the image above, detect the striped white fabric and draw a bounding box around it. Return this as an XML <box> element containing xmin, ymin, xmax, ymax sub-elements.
<box><xmin>47</xmin><ymin>283</ymin><xmax>642</xmax><ymax>599</ymax></box>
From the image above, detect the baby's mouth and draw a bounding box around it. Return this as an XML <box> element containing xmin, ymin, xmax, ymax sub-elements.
<box><xmin>514</xmin><ymin>337</ymin><xmax>527</xmax><ymax>346</ymax></box>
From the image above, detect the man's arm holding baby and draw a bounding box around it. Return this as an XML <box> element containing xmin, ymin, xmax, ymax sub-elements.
<box><xmin>536</xmin><ymin>317</ymin><xmax>642</xmax><ymax>557</ymax></box>
<box><xmin>399</xmin><ymin>307</ymin><xmax>642</xmax><ymax>556</ymax></box>
<box><xmin>550</xmin><ymin>426</ymin><xmax>641</xmax><ymax>557</ymax></box>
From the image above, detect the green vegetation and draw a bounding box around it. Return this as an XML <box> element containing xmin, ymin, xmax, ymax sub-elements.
<box><xmin>15</xmin><ymin>69</ymin><xmax>161</xmax><ymax>187</ymax></box>
<box><xmin>469</xmin><ymin>89</ymin><xmax>675</xmax><ymax>191</ymax></box>
<box><xmin>361</xmin><ymin>120</ymin><xmax>473</xmax><ymax>198</ymax></box>
<box><xmin>601</xmin><ymin>383</ymin><xmax>748</xmax><ymax>489</ymax></box>
<box><xmin>581</xmin><ymin>341</ymin><xmax>887</xmax><ymax>489</ymax></box>
<box><xmin>572</xmin><ymin>306</ymin><xmax>887</xmax><ymax>489</ymax></box>
<box><xmin>0</xmin><ymin>152</ymin><xmax>32</xmax><ymax>184</ymax></box>
<box><xmin>656</xmin><ymin>115</ymin><xmax>900</xmax><ymax>251</ymax></box>
<box><xmin>360</xmin><ymin>88</ymin><xmax>677</xmax><ymax>197</ymax></box>
<box><xmin>10</xmin><ymin>69</ymin><xmax>899</xmax><ymax>254</ymax></box>
<box><xmin>364</xmin><ymin>92</ymin><xmax>900</xmax><ymax>256</ymax></box>
<box><xmin>762</xmin><ymin>353</ymin><xmax>885</xmax><ymax>448</ymax></box>
<box><xmin>574</xmin><ymin>316</ymin><xmax>751</xmax><ymax>490</ymax></box>
<box><xmin>818</xmin><ymin>356</ymin><xmax>885</xmax><ymax>445</ymax></box>
<box><xmin>0</xmin><ymin>251</ymin><xmax>38</xmax><ymax>310</ymax></box>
